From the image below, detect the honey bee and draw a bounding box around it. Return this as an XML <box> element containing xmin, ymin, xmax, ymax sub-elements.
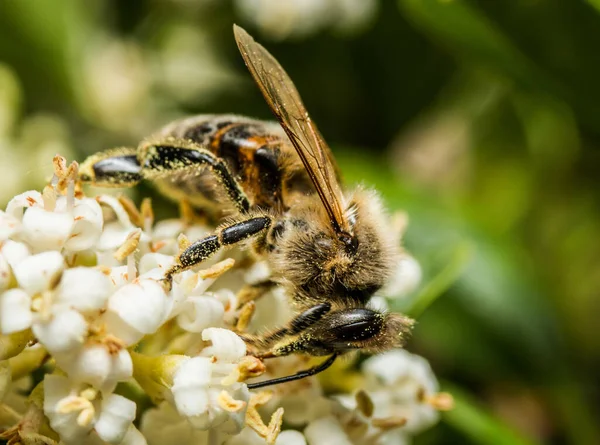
<box><xmin>79</xmin><ymin>25</ymin><xmax>414</xmax><ymax>388</ymax></box>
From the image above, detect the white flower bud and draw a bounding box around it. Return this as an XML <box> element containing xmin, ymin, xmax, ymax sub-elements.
<box><xmin>13</xmin><ymin>251</ymin><xmax>64</xmax><ymax>294</ymax></box>
<box><xmin>0</xmin><ymin>288</ymin><xmax>32</xmax><ymax>334</ymax></box>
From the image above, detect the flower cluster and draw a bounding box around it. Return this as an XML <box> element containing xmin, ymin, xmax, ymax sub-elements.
<box><xmin>0</xmin><ymin>156</ymin><xmax>449</xmax><ymax>445</ymax></box>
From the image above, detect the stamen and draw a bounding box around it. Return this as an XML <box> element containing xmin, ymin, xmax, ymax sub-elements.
<box><xmin>140</xmin><ymin>198</ymin><xmax>154</xmax><ymax>233</ymax></box>
<box><xmin>355</xmin><ymin>389</ymin><xmax>374</xmax><ymax>418</ymax></box>
<box><xmin>217</xmin><ymin>390</ymin><xmax>246</xmax><ymax>413</ymax></box>
<box><xmin>198</xmin><ymin>258</ymin><xmax>235</xmax><ymax>280</ymax></box>
<box><xmin>426</xmin><ymin>392</ymin><xmax>454</xmax><ymax>411</ymax></box>
<box><xmin>235</xmin><ymin>301</ymin><xmax>256</xmax><ymax>332</ymax></box>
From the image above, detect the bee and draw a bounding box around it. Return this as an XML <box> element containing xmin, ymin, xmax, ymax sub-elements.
<box><xmin>79</xmin><ymin>25</ymin><xmax>414</xmax><ymax>388</ymax></box>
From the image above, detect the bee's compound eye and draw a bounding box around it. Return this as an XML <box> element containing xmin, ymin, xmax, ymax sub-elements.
<box><xmin>329</xmin><ymin>308</ymin><xmax>382</xmax><ymax>342</ymax></box>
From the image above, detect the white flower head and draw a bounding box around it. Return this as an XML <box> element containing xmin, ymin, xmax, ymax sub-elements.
<box><xmin>170</xmin><ymin>328</ymin><xmax>249</xmax><ymax>433</ymax></box>
<box><xmin>44</xmin><ymin>374</ymin><xmax>138</xmax><ymax>445</ymax></box>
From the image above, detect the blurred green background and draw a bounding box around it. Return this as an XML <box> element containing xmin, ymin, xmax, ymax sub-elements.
<box><xmin>1</xmin><ymin>1</ymin><xmax>599</xmax><ymax>444</ymax></box>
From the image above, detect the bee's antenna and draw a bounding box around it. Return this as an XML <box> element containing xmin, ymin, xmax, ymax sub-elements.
<box><xmin>247</xmin><ymin>353</ymin><xmax>338</xmax><ymax>389</ymax></box>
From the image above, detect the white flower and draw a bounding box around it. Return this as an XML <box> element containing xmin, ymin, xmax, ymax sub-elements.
<box><xmin>361</xmin><ymin>350</ymin><xmax>440</xmax><ymax>435</ymax></box>
<box><xmin>140</xmin><ymin>402</ymin><xmax>210</xmax><ymax>445</ymax></box>
<box><xmin>234</xmin><ymin>0</ymin><xmax>378</xmax><ymax>40</ymax></box>
<box><xmin>304</xmin><ymin>416</ymin><xmax>352</xmax><ymax>445</ymax></box>
<box><xmin>7</xmin><ymin>191</ymin><xmax>104</xmax><ymax>254</ymax></box>
<box><xmin>55</xmin><ymin>345</ymin><xmax>133</xmax><ymax>394</ymax></box>
<box><xmin>379</xmin><ymin>254</ymin><xmax>422</xmax><ymax>299</ymax></box>
<box><xmin>170</xmin><ymin>328</ymin><xmax>249</xmax><ymax>433</ymax></box>
<box><xmin>44</xmin><ymin>374</ymin><xmax>139</xmax><ymax>445</ymax></box>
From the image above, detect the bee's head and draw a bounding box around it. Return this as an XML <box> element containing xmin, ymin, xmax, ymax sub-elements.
<box><xmin>271</xmin><ymin>187</ymin><xmax>399</xmax><ymax>305</ymax></box>
<box><xmin>296</xmin><ymin>307</ymin><xmax>414</xmax><ymax>356</ymax></box>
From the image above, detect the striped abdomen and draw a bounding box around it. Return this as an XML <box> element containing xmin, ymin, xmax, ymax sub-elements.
<box><xmin>151</xmin><ymin>114</ymin><xmax>312</xmax><ymax>213</ymax></box>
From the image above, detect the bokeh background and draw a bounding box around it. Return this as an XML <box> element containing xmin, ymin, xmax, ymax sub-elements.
<box><xmin>1</xmin><ymin>1</ymin><xmax>599</xmax><ymax>444</ymax></box>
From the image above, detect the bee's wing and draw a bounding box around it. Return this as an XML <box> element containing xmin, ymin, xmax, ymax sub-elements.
<box><xmin>234</xmin><ymin>25</ymin><xmax>348</xmax><ymax>234</ymax></box>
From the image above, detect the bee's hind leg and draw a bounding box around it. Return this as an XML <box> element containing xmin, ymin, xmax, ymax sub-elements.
<box><xmin>164</xmin><ymin>216</ymin><xmax>273</xmax><ymax>285</ymax></box>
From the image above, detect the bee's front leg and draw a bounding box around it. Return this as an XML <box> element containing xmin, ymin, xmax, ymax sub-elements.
<box><xmin>240</xmin><ymin>302</ymin><xmax>332</xmax><ymax>356</ymax></box>
<box><xmin>79</xmin><ymin>147</ymin><xmax>143</xmax><ymax>187</ymax></box>
<box><xmin>164</xmin><ymin>216</ymin><xmax>272</xmax><ymax>285</ymax></box>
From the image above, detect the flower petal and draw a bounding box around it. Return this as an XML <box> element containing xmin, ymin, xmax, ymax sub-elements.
<box><xmin>107</xmin><ymin>279</ymin><xmax>168</xmax><ymax>336</ymax></box>
<box><xmin>63</xmin><ymin>198</ymin><xmax>104</xmax><ymax>251</ymax></box>
<box><xmin>177</xmin><ymin>296</ymin><xmax>224</xmax><ymax>333</ymax></box>
<box><xmin>0</xmin><ymin>210</ymin><xmax>21</xmax><ymax>241</ymax></box>
<box><xmin>55</xmin><ymin>267</ymin><xmax>113</xmax><ymax>312</ymax></box>
<box><xmin>21</xmin><ymin>206</ymin><xmax>74</xmax><ymax>252</ymax></box>
<box><xmin>6</xmin><ymin>190</ymin><xmax>43</xmax><ymax>219</ymax></box>
<box><xmin>32</xmin><ymin>308</ymin><xmax>87</xmax><ymax>353</ymax></box>
<box><xmin>304</xmin><ymin>416</ymin><xmax>352</xmax><ymax>445</ymax></box>
<box><xmin>95</xmin><ymin>393</ymin><xmax>136</xmax><ymax>444</ymax></box>
<box><xmin>201</xmin><ymin>328</ymin><xmax>246</xmax><ymax>362</ymax></box>
<box><xmin>13</xmin><ymin>251</ymin><xmax>64</xmax><ymax>294</ymax></box>
<box><xmin>0</xmin><ymin>289</ymin><xmax>32</xmax><ymax>334</ymax></box>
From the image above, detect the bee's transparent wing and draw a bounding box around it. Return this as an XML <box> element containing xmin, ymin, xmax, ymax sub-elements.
<box><xmin>234</xmin><ymin>25</ymin><xmax>348</xmax><ymax>234</ymax></box>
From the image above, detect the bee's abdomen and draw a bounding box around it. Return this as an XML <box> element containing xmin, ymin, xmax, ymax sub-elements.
<box><xmin>160</xmin><ymin>115</ymin><xmax>292</xmax><ymax>210</ymax></box>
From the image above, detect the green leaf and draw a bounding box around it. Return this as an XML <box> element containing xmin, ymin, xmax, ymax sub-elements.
<box><xmin>402</xmin><ymin>241</ymin><xmax>472</xmax><ymax>318</ymax></box>
<box><xmin>442</xmin><ymin>382</ymin><xmax>539</xmax><ymax>445</ymax></box>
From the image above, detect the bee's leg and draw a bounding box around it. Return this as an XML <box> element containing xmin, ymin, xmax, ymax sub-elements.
<box><xmin>246</xmin><ymin>354</ymin><xmax>338</xmax><ymax>389</ymax></box>
<box><xmin>164</xmin><ymin>216</ymin><xmax>272</xmax><ymax>285</ymax></box>
<box><xmin>79</xmin><ymin>147</ymin><xmax>143</xmax><ymax>188</ymax></box>
<box><xmin>141</xmin><ymin>140</ymin><xmax>251</xmax><ymax>214</ymax></box>
<box><xmin>236</xmin><ymin>281</ymin><xmax>276</xmax><ymax>308</ymax></box>
<box><xmin>241</xmin><ymin>303</ymin><xmax>331</xmax><ymax>355</ymax></box>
